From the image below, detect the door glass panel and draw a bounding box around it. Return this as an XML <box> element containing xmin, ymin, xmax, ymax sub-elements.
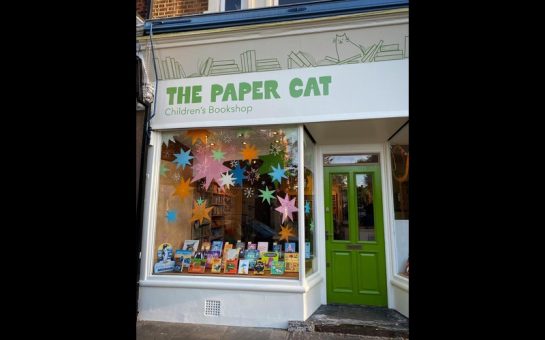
<box><xmin>356</xmin><ymin>174</ymin><xmax>375</xmax><ymax>241</ymax></box>
<box><xmin>331</xmin><ymin>174</ymin><xmax>349</xmax><ymax>241</ymax></box>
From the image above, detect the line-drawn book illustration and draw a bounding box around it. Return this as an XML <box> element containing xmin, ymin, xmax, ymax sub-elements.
<box><xmin>287</xmin><ymin>51</ymin><xmax>316</xmax><ymax>69</ymax></box>
<box><xmin>374</xmin><ymin>43</ymin><xmax>404</xmax><ymax>61</ymax></box>
<box><xmin>154</xmin><ymin>56</ymin><xmax>186</xmax><ymax>80</ymax></box>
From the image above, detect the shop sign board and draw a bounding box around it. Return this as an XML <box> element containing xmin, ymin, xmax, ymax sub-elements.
<box><xmin>151</xmin><ymin>59</ymin><xmax>407</xmax><ymax>129</ymax></box>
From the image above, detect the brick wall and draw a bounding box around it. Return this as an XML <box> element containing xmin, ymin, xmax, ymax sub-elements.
<box><xmin>151</xmin><ymin>0</ymin><xmax>209</xmax><ymax>19</ymax></box>
<box><xmin>137</xmin><ymin>0</ymin><xmax>148</xmax><ymax>19</ymax></box>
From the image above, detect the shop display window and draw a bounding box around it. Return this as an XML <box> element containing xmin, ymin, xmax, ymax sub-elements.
<box><xmin>153</xmin><ymin>125</ymin><xmax>301</xmax><ymax>279</ymax></box>
<box><xmin>390</xmin><ymin>143</ymin><xmax>409</xmax><ymax>279</ymax></box>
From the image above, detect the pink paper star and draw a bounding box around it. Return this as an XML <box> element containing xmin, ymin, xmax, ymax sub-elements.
<box><xmin>191</xmin><ymin>148</ymin><xmax>231</xmax><ymax>190</ymax></box>
<box><xmin>275</xmin><ymin>193</ymin><xmax>298</xmax><ymax>223</ymax></box>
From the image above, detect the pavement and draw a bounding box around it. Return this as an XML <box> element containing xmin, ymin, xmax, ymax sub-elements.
<box><xmin>137</xmin><ymin>304</ymin><xmax>408</xmax><ymax>340</ymax></box>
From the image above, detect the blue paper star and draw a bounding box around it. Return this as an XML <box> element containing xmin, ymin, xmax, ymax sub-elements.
<box><xmin>305</xmin><ymin>201</ymin><xmax>311</xmax><ymax>214</ymax></box>
<box><xmin>173</xmin><ymin>149</ymin><xmax>193</xmax><ymax>169</ymax></box>
<box><xmin>231</xmin><ymin>164</ymin><xmax>247</xmax><ymax>186</ymax></box>
<box><xmin>268</xmin><ymin>163</ymin><xmax>288</xmax><ymax>184</ymax></box>
<box><xmin>197</xmin><ymin>197</ymin><xmax>204</xmax><ymax>205</ymax></box>
<box><xmin>166</xmin><ymin>210</ymin><xmax>177</xmax><ymax>222</ymax></box>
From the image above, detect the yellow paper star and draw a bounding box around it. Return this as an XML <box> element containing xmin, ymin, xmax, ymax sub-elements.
<box><xmin>189</xmin><ymin>200</ymin><xmax>214</xmax><ymax>224</ymax></box>
<box><xmin>186</xmin><ymin>129</ymin><xmax>209</xmax><ymax>144</ymax></box>
<box><xmin>278</xmin><ymin>225</ymin><xmax>296</xmax><ymax>242</ymax></box>
<box><xmin>173</xmin><ymin>177</ymin><xmax>193</xmax><ymax>200</ymax></box>
<box><xmin>240</xmin><ymin>144</ymin><xmax>258</xmax><ymax>162</ymax></box>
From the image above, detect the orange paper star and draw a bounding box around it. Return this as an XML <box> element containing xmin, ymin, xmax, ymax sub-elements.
<box><xmin>240</xmin><ymin>144</ymin><xmax>258</xmax><ymax>162</ymax></box>
<box><xmin>189</xmin><ymin>200</ymin><xmax>213</xmax><ymax>224</ymax></box>
<box><xmin>186</xmin><ymin>129</ymin><xmax>209</xmax><ymax>144</ymax></box>
<box><xmin>278</xmin><ymin>225</ymin><xmax>296</xmax><ymax>242</ymax></box>
<box><xmin>173</xmin><ymin>177</ymin><xmax>193</xmax><ymax>200</ymax></box>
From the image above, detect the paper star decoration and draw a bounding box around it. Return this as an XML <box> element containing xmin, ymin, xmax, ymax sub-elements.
<box><xmin>240</xmin><ymin>144</ymin><xmax>258</xmax><ymax>162</ymax></box>
<box><xmin>275</xmin><ymin>193</ymin><xmax>298</xmax><ymax>223</ymax></box>
<box><xmin>258</xmin><ymin>186</ymin><xmax>276</xmax><ymax>204</ymax></box>
<box><xmin>160</xmin><ymin>164</ymin><xmax>170</xmax><ymax>177</ymax></box>
<box><xmin>186</xmin><ymin>129</ymin><xmax>209</xmax><ymax>144</ymax></box>
<box><xmin>229</xmin><ymin>160</ymin><xmax>239</xmax><ymax>168</ymax></box>
<box><xmin>305</xmin><ymin>201</ymin><xmax>311</xmax><ymax>214</ymax></box>
<box><xmin>173</xmin><ymin>177</ymin><xmax>193</xmax><ymax>200</ymax></box>
<box><xmin>247</xmin><ymin>167</ymin><xmax>260</xmax><ymax>184</ymax></box>
<box><xmin>244</xmin><ymin>187</ymin><xmax>254</xmax><ymax>198</ymax></box>
<box><xmin>220</xmin><ymin>172</ymin><xmax>235</xmax><ymax>190</ymax></box>
<box><xmin>309</xmin><ymin>220</ymin><xmax>315</xmax><ymax>232</ymax></box>
<box><xmin>269</xmin><ymin>143</ymin><xmax>283</xmax><ymax>156</ymax></box>
<box><xmin>189</xmin><ymin>200</ymin><xmax>214</xmax><ymax>224</ymax></box>
<box><xmin>166</xmin><ymin>210</ymin><xmax>177</xmax><ymax>223</ymax></box>
<box><xmin>173</xmin><ymin>149</ymin><xmax>193</xmax><ymax>169</ymax></box>
<box><xmin>162</xmin><ymin>132</ymin><xmax>178</xmax><ymax>146</ymax></box>
<box><xmin>278</xmin><ymin>225</ymin><xmax>296</xmax><ymax>242</ymax></box>
<box><xmin>258</xmin><ymin>151</ymin><xmax>285</xmax><ymax>175</ymax></box>
<box><xmin>231</xmin><ymin>164</ymin><xmax>247</xmax><ymax>186</ymax></box>
<box><xmin>212</xmin><ymin>149</ymin><xmax>225</xmax><ymax>161</ymax></box>
<box><xmin>196</xmin><ymin>197</ymin><xmax>204</xmax><ymax>205</ymax></box>
<box><xmin>191</xmin><ymin>149</ymin><xmax>231</xmax><ymax>190</ymax></box>
<box><xmin>269</xmin><ymin>163</ymin><xmax>288</xmax><ymax>184</ymax></box>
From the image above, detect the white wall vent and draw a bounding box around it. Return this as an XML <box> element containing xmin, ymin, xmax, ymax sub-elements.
<box><xmin>204</xmin><ymin>299</ymin><xmax>221</xmax><ymax>316</ymax></box>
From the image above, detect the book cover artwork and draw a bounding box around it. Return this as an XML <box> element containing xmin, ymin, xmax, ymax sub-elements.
<box><xmin>238</xmin><ymin>259</ymin><xmax>250</xmax><ymax>274</ymax></box>
<box><xmin>211</xmin><ymin>240</ymin><xmax>223</xmax><ymax>252</ymax></box>
<box><xmin>210</xmin><ymin>258</ymin><xmax>223</xmax><ymax>273</ymax></box>
<box><xmin>182</xmin><ymin>240</ymin><xmax>200</xmax><ymax>254</ymax></box>
<box><xmin>261</xmin><ymin>251</ymin><xmax>279</xmax><ymax>270</ymax></box>
<box><xmin>253</xmin><ymin>260</ymin><xmax>265</xmax><ymax>275</ymax></box>
<box><xmin>285</xmin><ymin>253</ymin><xmax>299</xmax><ymax>273</ymax></box>
<box><xmin>224</xmin><ymin>259</ymin><xmax>239</xmax><ymax>274</ymax></box>
<box><xmin>285</xmin><ymin>242</ymin><xmax>296</xmax><ymax>253</ymax></box>
<box><xmin>257</xmin><ymin>242</ymin><xmax>269</xmax><ymax>253</ymax></box>
<box><xmin>205</xmin><ymin>250</ymin><xmax>221</xmax><ymax>269</ymax></box>
<box><xmin>154</xmin><ymin>243</ymin><xmax>175</xmax><ymax>273</ymax></box>
<box><xmin>271</xmin><ymin>260</ymin><xmax>285</xmax><ymax>275</ymax></box>
<box><xmin>188</xmin><ymin>258</ymin><xmax>206</xmax><ymax>273</ymax></box>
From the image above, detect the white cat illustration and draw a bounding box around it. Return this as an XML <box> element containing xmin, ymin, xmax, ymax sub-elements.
<box><xmin>334</xmin><ymin>34</ymin><xmax>363</xmax><ymax>62</ymax></box>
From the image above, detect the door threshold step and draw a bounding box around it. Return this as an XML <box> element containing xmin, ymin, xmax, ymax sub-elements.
<box><xmin>288</xmin><ymin>305</ymin><xmax>408</xmax><ymax>339</ymax></box>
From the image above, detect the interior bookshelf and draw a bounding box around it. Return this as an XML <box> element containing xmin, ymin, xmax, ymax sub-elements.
<box><xmin>193</xmin><ymin>182</ymin><xmax>234</xmax><ymax>244</ymax></box>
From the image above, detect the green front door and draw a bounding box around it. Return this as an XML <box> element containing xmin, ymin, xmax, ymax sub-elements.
<box><xmin>324</xmin><ymin>165</ymin><xmax>387</xmax><ymax>306</ymax></box>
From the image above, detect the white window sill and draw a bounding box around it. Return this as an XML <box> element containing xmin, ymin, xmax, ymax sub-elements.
<box><xmin>391</xmin><ymin>274</ymin><xmax>409</xmax><ymax>291</ymax></box>
<box><xmin>140</xmin><ymin>274</ymin><xmax>306</xmax><ymax>293</ymax></box>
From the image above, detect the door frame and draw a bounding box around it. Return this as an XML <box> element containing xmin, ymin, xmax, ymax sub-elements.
<box><xmin>316</xmin><ymin>143</ymin><xmax>395</xmax><ymax>309</ymax></box>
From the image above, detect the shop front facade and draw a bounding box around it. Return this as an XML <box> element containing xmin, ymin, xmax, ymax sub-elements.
<box><xmin>137</xmin><ymin>5</ymin><xmax>409</xmax><ymax>328</ymax></box>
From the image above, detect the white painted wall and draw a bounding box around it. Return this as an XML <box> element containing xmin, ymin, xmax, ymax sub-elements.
<box><xmin>391</xmin><ymin>283</ymin><xmax>408</xmax><ymax>317</ymax></box>
<box><xmin>138</xmin><ymin>286</ymin><xmax>304</xmax><ymax>328</ymax></box>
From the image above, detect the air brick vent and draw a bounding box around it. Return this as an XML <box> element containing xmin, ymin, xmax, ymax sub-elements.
<box><xmin>204</xmin><ymin>299</ymin><xmax>221</xmax><ymax>316</ymax></box>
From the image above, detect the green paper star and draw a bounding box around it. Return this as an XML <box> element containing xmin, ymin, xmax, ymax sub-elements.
<box><xmin>309</xmin><ymin>221</ymin><xmax>315</xmax><ymax>232</ymax></box>
<box><xmin>212</xmin><ymin>149</ymin><xmax>225</xmax><ymax>161</ymax></box>
<box><xmin>258</xmin><ymin>186</ymin><xmax>276</xmax><ymax>205</ymax></box>
<box><xmin>160</xmin><ymin>164</ymin><xmax>170</xmax><ymax>177</ymax></box>
<box><xmin>197</xmin><ymin>197</ymin><xmax>205</xmax><ymax>205</ymax></box>
<box><xmin>258</xmin><ymin>151</ymin><xmax>285</xmax><ymax>175</ymax></box>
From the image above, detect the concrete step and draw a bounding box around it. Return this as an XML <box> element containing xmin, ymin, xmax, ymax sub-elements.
<box><xmin>288</xmin><ymin>305</ymin><xmax>408</xmax><ymax>339</ymax></box>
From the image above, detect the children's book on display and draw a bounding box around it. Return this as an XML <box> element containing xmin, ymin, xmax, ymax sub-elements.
<box><xmin>270</xmin><ymin>261</ymin><xmax>285</xmax><ymax>275</ymax></box>
<box><xmin>182</xmin><ymin>240</ymin><xmax>200</xmax><ymax>255</ymax></box>
<box><xmin>285</xmin><ymin>253</ymin><xmax>299</xmax><ymax>272</ymax></box>
<box><xmin>154</xmin><ymin>243</ymin><xmax>175</xmax><ymax>273</ymax></box>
